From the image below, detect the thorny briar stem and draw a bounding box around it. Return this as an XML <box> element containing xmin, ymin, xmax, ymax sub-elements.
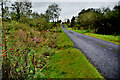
<box><xmin>25</xmin><ymin>51</ymin><xmax>28</xmax><ymax>77</ymax></box>
<box><xmin>33</xmin><ymin>50</ymin><xmax>35</xmax><ymax>74</ymax></box>
<box><xmin>25</xmin><ymin>52</ymin><xmax>28</xmax><ymax>67</ymax></box>
<box><xmin>2</xmin><ymin>0</ymin><xmax>7</xmax><ymax>58</ymax></box>
<box><xmin>1</xmin><ymin>0</ymin><xmax>10</xmax><ymax>78</ymax></box>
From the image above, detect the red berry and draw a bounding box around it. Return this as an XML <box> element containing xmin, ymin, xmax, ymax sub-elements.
<box><xmin>3</xmin><ymin>54</ymin><xmax>5</xmax><ymax>57</ymax></box>
<box><xmin>32</xmin><ymin>39</ymin><xmax>34</xmax><ymax>41</ymax></box>
<box><xmin>39</xmin><ymin>39</ymin><xmax>40</xmax><ymax>41</ymax></box>
<box><xmin>2</xmin><ymin>44</ymin><xmax>4</xmax><ymax>46</ymax></box>
<box><xmin>18</xmin><ymin>54</ymin><xmax>20</xmax><ymax>56</ymax></box>
<box><xmin>47</xmin><ymin>30</ymin><xmax>49</xmax><ymax>32</ymax></box>
<box><xmin>3</xmin><ymin>50</ymin><xmax>5</xmax><ymax>52</ymax></box>
<box><xmin>11</xmin><ymin>48</ymin><xmax>13</xmax><ymax>50</ymax></box>
<box><xmin>17</xmin><ymin>51</ymin><xmax>19</xmax><ymax>52</ymax></box>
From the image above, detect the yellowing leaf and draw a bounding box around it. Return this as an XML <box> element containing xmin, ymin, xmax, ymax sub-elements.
<box><xmin>34</xmin><ymin>58</ymin><xmax>36</xmax><ymax>61</ymax></box>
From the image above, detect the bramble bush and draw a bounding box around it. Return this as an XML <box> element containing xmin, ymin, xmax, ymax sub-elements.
<box><xmin>2</xmin><ymin>21</ymin><xmax>60</xmax><ymax>79</ymax></box>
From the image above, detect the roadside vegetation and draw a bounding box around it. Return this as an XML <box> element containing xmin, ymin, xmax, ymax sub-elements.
<box><xmin>2</xmin><ymin>20</ymin><xmax>104</xmax><ymax>79</ymax></box>
<box><xmin>1</xmin><ymin>1</ymin><xmax>61</xmax><ymax>79</ymax></box>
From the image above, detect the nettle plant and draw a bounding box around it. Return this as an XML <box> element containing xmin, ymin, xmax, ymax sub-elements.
<box><xmin>2</xmin><ymin>29</ymin><xmax>54</xmax><ymax>79</ymax></box>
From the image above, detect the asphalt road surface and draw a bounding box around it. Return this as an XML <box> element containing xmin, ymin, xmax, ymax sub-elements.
<box><xmin>62</xmin><ymin>24</ymin><xmax>120</xmax><ymax>78</ymax></box>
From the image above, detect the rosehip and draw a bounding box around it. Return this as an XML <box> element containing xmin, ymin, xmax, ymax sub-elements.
<box><xmin>32</xmin><ymin>39</ymin><xmax>34</xmax><ymax>41</ymax></box>
<box><xmin>11</xmin><ymin>48</ymin><xmax>14</xmax><ymax>50</ymax></box>
<box><xmin>3</xmin><ymin>50</ymin><xmax>5</xmax><ymax>52</ymax></box>
<box><xmin>3</xmin><ymin>54</ymin><xmax>5</xmax><ymax>57</ymax></box>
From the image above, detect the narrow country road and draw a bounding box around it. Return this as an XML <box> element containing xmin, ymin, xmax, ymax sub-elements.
<box><xmin>62</xmin><ymin>24</ymin><xmax>120</xmax><ymax>78</ymax></box>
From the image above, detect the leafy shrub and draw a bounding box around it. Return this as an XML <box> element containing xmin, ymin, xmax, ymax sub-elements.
<box><xmin>5</xmin><ymin>21</ymin><xmax>31</xmax><ymax>33</ymax></box>
<box><xmin>2</xmin><ymin>26</ymin><xmax>51</xmax><ymax>79</ymax></box>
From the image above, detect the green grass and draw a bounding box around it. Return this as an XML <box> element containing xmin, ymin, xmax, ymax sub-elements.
<box><xmin>42</xmin><ymin>30</ymin><xmax>104</xmax><ymax>78</ymax></box>
<box><xmin>66</xmin><ymin>26</ymin><xmax>120</xmax><ymax>45</ymax></box>
<box><xmin>57</xmin><ymin>32</ymin><xmax>74</xmax><ymax>49</ymax></box>
<box><xmin>84</xmin><ymin>33</ymin><xmax>120</xmax><ymax>45</ymax></box>
<box><xmin>42</xmin><ymin>48</ymin><xmax>104</xmax><ymax>78</ymax></box>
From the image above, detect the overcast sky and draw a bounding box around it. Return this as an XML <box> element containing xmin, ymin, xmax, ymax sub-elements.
<box><xmin>31</xmin><ymin>2</ymin><xmax>119</xmax><ymax>21</ymax></box>
<box><xmin>0</xmin><ymin>0</ymin><xmax>120</xmax><ymax>21</ymax></box>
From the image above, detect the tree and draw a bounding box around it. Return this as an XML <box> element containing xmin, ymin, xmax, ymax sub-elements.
<box><xmin>70</xmin><ymin>16</ymin><xmax>75</xmax><ymax>27</ymax></box>
<box><xmin>57</xmin><ymin>20</ymin><xmax>62</xmax><ymax>23</ymax></box>
<box><xmin>67</xmin><ymin>19</ymin><xmax>70</xmax><ymax>23</ymax></box>
<box><xmin>0</xmin><ymin>0</ymin><xmax>10</xmax><ymax>21</ymax></box>
<box><xmin>10</xmin><ymin>1</ymin><xmax>32</xmax><ymax>21</ymax></box>
<box><xmin>78</xmin><ymin>8</ymin><xmax>95</xmax><ymax>16</ymax></box>
<box><xmin>76</xmin><ymin>8</ymin><xmax>104</xmax><ymax>31</ymax></box>
<box><xmin>3</xmin><ymin>5</ymin><xmax>10</xmax><ymax>20</ymax></box>
<box><xmin>45</xmin><ymin>3</ymin><xmax>61</xmax><ymax>22</ymax></box>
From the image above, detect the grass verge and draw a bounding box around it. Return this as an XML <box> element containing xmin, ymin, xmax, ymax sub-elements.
<box><xmin>42</xmin><ymin>30</ymin><xmax>104</xmax><ymax>78</ymax></box>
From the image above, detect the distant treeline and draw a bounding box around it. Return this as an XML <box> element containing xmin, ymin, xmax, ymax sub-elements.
<box><xmin>68</xmin><ymin>4</ymin><xmax>120</xmax><ymax>35</ymax></box>
<box><xmin>2</xmin><ymin>1</ymin><xmax>61</xmax><ymax>31</ymax></box>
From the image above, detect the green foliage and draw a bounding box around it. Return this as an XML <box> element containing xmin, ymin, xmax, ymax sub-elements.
<box><xmin>10</xmin><ymin>2</ymin><xmax>32</xmax><ymax>21</ymax></box>
<box><xmin>19</xmin><ymin>16</ymin><xmax>53</xmax><ymax>31</ymax></box>
<box><xmin>4</xmin><ymin>21</ymin><xmax>31</xmax><ymax>34</ymax></box>
<box><xmin>78</xmin><ymin>11</ymin><xmax>102</xmax><ymax>30</ymax></box>
<box><xmin>70</xmin><ymin>16</ymin><xmax>76</xmax><ymax>27</ymax></box>
<box><xmin>71</xmin><ymin>5</ymin><xmax>120</xmax><ymax>35</ymax></box>
<box><xmin>35</xmin><ymin>18</ymin><xmax>50</xmax><ymax>31</ymax></box>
